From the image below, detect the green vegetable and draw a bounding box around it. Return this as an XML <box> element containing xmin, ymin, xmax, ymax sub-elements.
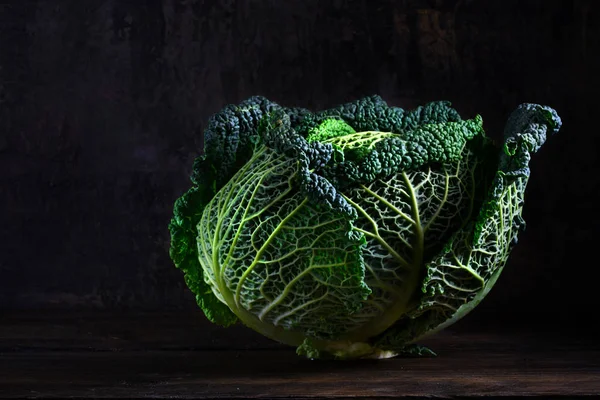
<box><xmin>168</xmin><ymin>95</ymin><xmax>561</xmax><ymax>359</ymax></box>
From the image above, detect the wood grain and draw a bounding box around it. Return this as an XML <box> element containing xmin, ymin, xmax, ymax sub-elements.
<box><xmin>1</xmin><ymin>347</ymin><xmax>599</xmax><ymax>399</ymax></box>
<box><xmin>0</xmin><ymin>312</ymin><xmax>598</xmax><ymax>398</ymax></box>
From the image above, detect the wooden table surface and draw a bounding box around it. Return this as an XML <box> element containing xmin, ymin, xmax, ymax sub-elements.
<box><xmin>1</xmin><ymin>312</ymin><xmax>598</xmax><ymax>399</ymax></box>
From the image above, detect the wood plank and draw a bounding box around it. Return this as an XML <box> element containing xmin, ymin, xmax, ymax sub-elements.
<box><xmin>1</xmin><ymin>345</ymin><xmax>598</xmax><ymax>399</ymax></box>
<box><xmin>1</xmin><ymin>312</ymin><xmax>599</xmax><ymax>398</ymax></box>
<box><xmin>0</xmin><ymin>311</ymin><xmax>282</xmax><ymax>351</ymax></box>
<box><xmin>0</xmin><ymin>311</ymin><xmax>587</xmax><ymax>352</ymax></box>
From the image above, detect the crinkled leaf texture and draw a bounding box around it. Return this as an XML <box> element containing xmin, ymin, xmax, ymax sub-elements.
<box><xmin>169</xmin><ymin>96</ymin><xmax>561</xmax><ymax>359</ymax></box>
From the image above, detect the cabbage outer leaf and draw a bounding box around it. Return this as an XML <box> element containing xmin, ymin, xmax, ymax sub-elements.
<box><xmin>199</xmin><ymin>143</ymin><xmax>371</xmax><ymax>341</ymax></box>
<box><xmin>371</xmin><ymin>103</ymin><xmax>562</xmax><ymax>355</ymax></box>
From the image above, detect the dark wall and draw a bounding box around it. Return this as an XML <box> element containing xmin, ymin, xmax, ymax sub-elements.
<box><xmin>1</xmin><ymin>0</ymin><xmax>598</xmax><ymax>330</ymax></box>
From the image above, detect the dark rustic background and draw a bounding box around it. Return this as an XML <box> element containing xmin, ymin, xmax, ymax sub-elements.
<box><xmin>1</xmin><ymin>0</ymin><xmax>598</xmax><ymax>334</ymax></box>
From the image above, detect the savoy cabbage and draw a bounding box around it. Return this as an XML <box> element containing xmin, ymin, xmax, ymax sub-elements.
<box><xmin>168</xmin><ymin>95</ymin><xmax>561</xmax><ymax>359</ymax></box>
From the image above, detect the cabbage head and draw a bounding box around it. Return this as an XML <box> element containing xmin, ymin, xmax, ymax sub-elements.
<box><xmin>168</xmin><ymin>96</ymin><xmax>561</xmax><ymax>359</ymax></box>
